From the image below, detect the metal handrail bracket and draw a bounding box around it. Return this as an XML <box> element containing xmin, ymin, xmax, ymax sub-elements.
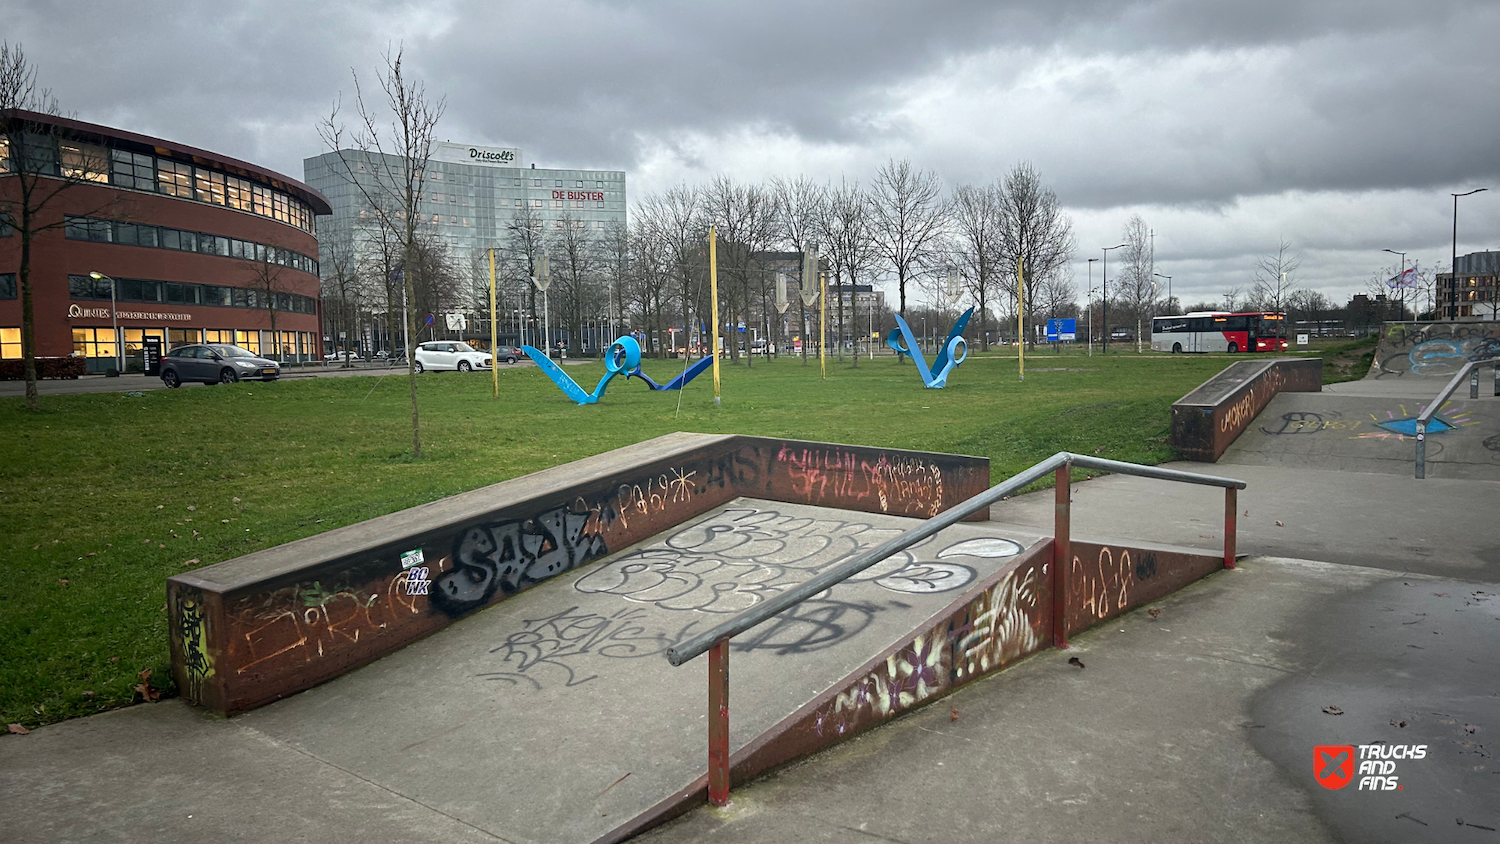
<box><xmin>1414</xmin><ymin>360</ymin><xmax>1491</xmax><ymax>479</ymax></box>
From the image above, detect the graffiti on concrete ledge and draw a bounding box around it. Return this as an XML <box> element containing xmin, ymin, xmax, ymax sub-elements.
<box><xmin>435</xmin><ymin>505</ymin><xmax>608</xmax><ymax>616</ymax></box>
<box><xmin>174</xmin><ymin>588</ymin><xmax>214</xmax><ymax>700</ymax></box>
<box><xmin>477</xmin><ymin>606</ymin><xmax>695</xmax><ymax>689</ymax></box>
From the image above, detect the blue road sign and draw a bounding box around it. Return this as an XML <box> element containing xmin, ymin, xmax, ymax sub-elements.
<box><xmin>1046</xmin><ymin>318</ymin><xmax>1077</xmax><ymax>342</ymax></box>
<box><xmin>425</xmin><ymin>313</ymin><xmax>435</xmax><ymax>326</ymax></box>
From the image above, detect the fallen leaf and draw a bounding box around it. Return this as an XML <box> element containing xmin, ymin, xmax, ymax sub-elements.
<box><xmin>950</xmin><ymin>707</ymin><xmax>959</xmax><ymax>722</ymax></box>
<box><xmin>135</xmin><ymin>669</ymin><xmax>160</xmax><ymax>702</ymax></box>
<box><xmin>82</xmin><ymin>690</ymin><xmax>94</xmax><ymax>698</ymax></box>
<box><xmin>232</xmin><ymin>497</ymin><xmax>241</xmax><ymax>504</ymax></box>
<box><xmin>32</xmin><ymin>544</ymin><xmax>40</xmax><ymax>550</ymax></box>
<box><xmin>86</xmin><ymin>552</ymin><xmax>96</xmax><ymax>557</ymax></box>
<box><xmin>6</xmin><ymin>723</ymin><xmax>28</xmax><ymax>735</ymax></box>
<box><xmin>1391</xmin><ymin>720</ymin><xmax>1407</xmax><ymax>728</ymax></box>
<box><xmin>1243</xmin><ymin>510</ymin><xmax>1249</xmax><ymax>517</ymax></box>
<box><xmin>156</xmin><ymin>505</ymin><xmax>164</xmax><ymax>510</ymax></box>
<box><xmin>182</xmin><ymin>558</ymin><xmax>200</xmax><ymax>567</ymax></box>
<box><xmin>1323</xmin><ymin>705</ymin><xmax>1344</xmax><ymax>715</ymax></box>
<box><xmin>1148</xmin><ymin>608</ymin><xmax>1162</xmax><ymax>619</ymax></box>
<box><xmin>1276</xmin><ymin>520</ymin><xmax>1284</xmax><ymax>527</ymax></box>
<box><xmin>57</xmin><ymin>579</ymin><xmax>68</xmax><ymax>586</ymax></box>
<box><xmin>1068</xmin><ymin>657</ymin><xmax>1085</xmax><ymax>669</ymax></box>
<box><xmin>187</xmin><ymin>505</ymin><xmax>196</xmax><ymax>511</ymax></box>
<box><xmin>221</xmin><ymin>519</ymin><xmax>230</xmax><ymax>524</ymax></box>
<box><xmin>109</xmin><ymin>656</ymin><xmax>119</xmax><ymax>663</ymax></box>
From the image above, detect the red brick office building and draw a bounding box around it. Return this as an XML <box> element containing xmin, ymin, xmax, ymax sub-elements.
<box><xmin>0</xmin><ymin>109</ymin><xmax>330</xmax><ymax>372</ymax></box>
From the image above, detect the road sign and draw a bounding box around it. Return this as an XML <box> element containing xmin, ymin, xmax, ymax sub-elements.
<box><xmin>1046</xmin><ymin>318</ymin><xmax>1077</xmax><ymax>342</ymax></box>
<box><xmin>425</xmin><ymin>313</ymin><xmax>435</xmax><ymax>327</ymax></box>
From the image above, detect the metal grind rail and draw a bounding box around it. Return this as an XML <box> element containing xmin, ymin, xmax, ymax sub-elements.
<box><xmin>666</xmin><ymin>451</ymin><xmax>1247</xmax><ymax>807</ymax></box>
<box><xmin>1414</xmin><ymin>360</ymin><xmax>1499</xmax><ymax>479</ymax></box>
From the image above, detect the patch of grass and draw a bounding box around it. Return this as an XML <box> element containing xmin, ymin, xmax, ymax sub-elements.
<box><xmin>1313</xmin><ymin>334</ymin><xmax>1380</xmax><ymax>383</ymax></box>
<box><xmin>0</xmin><ymin>353</ymin><xmax>1229</xmax><ymax>727</ymax></box>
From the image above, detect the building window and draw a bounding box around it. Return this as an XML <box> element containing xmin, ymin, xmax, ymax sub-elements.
<box><xmin>195</xmin><ymin>168</ymin><xmax>227</xmax><ymax>205</ymax></box>
<box><xmin>552</xmin><ymin>199</ymin><xmax>562</xmax><ymax>208</ymax></box>
<box><xmin>60</xmin><ymin>142</ymin><xmax>109</xmax><ymax>183</ymax></box>
<box><xmin>532</xmin><ymin>199</ymin><xmax>542</xmax><ymax>208</ymax></box>
<box><xmin>1</xmin><ymin>327</ymin><xmax>22</xmax><ymax>359</ymax></box>
<box><xmin>597</xmin><ymin>201</ymin><xmax>605</xmax><ymax>208</ymax></box>
<box><xmin>0</xmin><ymin>273</ymin><xmax>14</xmax><ymax>299</ymax></box>
<box><xmin>110</xmin><ymin>150</ymin><xmax>155</xmax><ymax>191</ymax></box>
<box><xmin>157</xmin><ymin>159</ymin><xmax>194</xmax><ymax>197</ymax></box>
<box><xmin>226</xmin><ymin>176</ymin><xmax>252</xmax><ymax>211</ymax></box>
<box><xmin>534</xmin><ymin>179</ymin><xmax>542</xmax><ymax>187</ymax></box>
<box><xmin>72</xmin><ymin>327</ymin><xmax>118</xmax><ymax>360</ymax></box>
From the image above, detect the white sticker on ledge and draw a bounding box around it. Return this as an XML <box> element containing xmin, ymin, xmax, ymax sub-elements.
<box><xmin>400</xmin><ymin>548</ymin><xmax>425</xmax><ymax>569</ymax></box>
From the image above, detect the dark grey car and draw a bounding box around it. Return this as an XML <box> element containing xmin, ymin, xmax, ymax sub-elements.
<box><xmin>161</xmin><ymin>344</ymin><xmax>281</xmax><ymax>387</ymax></box>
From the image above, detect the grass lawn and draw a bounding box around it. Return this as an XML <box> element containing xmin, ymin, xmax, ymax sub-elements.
<box><xmin>1</xmin><ymin>350</ymin><xmax>1245</xmax><ymax>728</ymax></box>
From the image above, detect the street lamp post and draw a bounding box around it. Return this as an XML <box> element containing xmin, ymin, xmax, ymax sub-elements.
<box><xmin>87</xmin><ymin>272</ymin><xmax>122</xmax><ymax>373</ymax></box>
<box><xmin>1153</xmin><ymin>273</ymin><xmax>1172</xmax><ymax>314</ymax></box>
<box><xmin>1087</xmin><ymin>258</ymin><xmax>1099</xmax><ymax>356</ymax></box>
<box><xmin>1101</xmin><ymin>244</ymin><xmax>1126</xmax><ymax>354</ymax></box>
<box><xmin>1449</xmin><ymin>189</ymin><xmax>1486</xmax><ymax>321</ymax></box>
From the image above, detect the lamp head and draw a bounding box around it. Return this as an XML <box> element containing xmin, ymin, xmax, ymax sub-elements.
<box><xmin>89</xmin><ymin>271</ymin><xmax>104</xmax><ymax>280</ymax></box>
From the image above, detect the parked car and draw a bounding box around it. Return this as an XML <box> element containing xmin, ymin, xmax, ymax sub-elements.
<box><xmin>413</xmin><ymin>341</ymin><xmax>492</xmax><ymax>373</ymax></box>
<box><xmin>493</xmin><ymin>345</ymin><xmax>522</xmax><ymax>364</ymax></box>
<box><xmin>161</xmin><ymin>344</ymin><xmax>280</xmax><ymax>387</ymax></box>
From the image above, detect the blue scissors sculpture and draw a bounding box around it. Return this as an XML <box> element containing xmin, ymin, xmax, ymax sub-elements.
<box><xmin>524</xmin><ymin>336</ymin><xmax>715</xmax><ymax>405</ymax></box>
<box><xmin>884</xmin><ymin>307</ymin><xmax>973</xmax><ymax>388</ymax></box>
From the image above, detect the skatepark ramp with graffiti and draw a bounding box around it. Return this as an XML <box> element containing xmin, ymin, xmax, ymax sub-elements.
<box><xmin>1170</xmin><ymin>358</ymin><xmax>1322</xmax><ymax>461</ymax></box>
<box><xmin>164</xmin><ymin>435</ymin><xmax>1242</xmax><ymax>844</ymax></box>
<box><xmin>1369</xmin><ymin>321</ymin><xmax>1500</xmax><ymax>379</ymax></box>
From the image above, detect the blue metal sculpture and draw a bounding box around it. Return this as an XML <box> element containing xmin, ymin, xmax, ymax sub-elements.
<box><xmin>884</xmin><ymin>307</ymin><xmax>974</xmax><ymax>388</ymax></box>
<box><xmin>524</xmin><ymin>337</ymin><xmax>715</xmax><ymax>405</ymax></box>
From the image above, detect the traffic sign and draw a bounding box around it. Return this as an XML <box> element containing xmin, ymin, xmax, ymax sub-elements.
<box><xmin>1046</xmin><ymin>318</ymin><xmax>1077</xmax><ymax>342</ymax></box>
<box><xmin>424</xmin><ymin>313</ymin><xmax>435</xmax><ymax>327</ymax></box>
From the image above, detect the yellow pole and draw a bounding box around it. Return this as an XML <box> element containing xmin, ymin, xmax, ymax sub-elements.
<box><xmin>488</xmin><ymin>248</ymin><xmax>498</xmax><ymax>398</ymax></box>
<box><xmin>1018</xmin><ymin>256</ymin><xmax>1025</xmax><ymax>382</ymax></box>
<box><xmin>710</xmin><ymin>225</ymin><xmax>721</xmax><ymax>405</ymax></box>
<box><xmin>819</xmin><ymin>263</ymin><xmax>827</xmax><ymax>379</ymax></box>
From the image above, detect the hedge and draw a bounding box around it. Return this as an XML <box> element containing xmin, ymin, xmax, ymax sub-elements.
<box><xmin>0</xmin><ymin>356</ymin><xmax>88</xmax><ymax>380</ymax></box>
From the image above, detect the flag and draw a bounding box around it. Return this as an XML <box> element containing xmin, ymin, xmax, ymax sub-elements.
<box><xmin>1387</xmin><ymin>268</ymin><xmax>1418</xmax><ymax>289</ymax></box>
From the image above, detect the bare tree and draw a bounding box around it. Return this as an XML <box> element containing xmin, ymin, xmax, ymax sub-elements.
<box><xmin>598</xmin><ymin>219</ymin><xmax>630</xmax><ymax>346</ymax></box>
<box><xmin>1</xmin><ymin>42</ymin><xmax>122</xmax><ymax>411</ymax></box>
<box><xmin>247</xmin><ymin>242</ymin><xmax>300</xmax><ymax>361</ymax></box>
<box><xmin>317</xmin><ymin>44</ymin><xmax>444</xmax><ymax>458</ymax></box>
<box><xmin>548</xmin><ymin>213</ymin><xmax>598</xmax><ymax>354</ymax></box>
<box><xmin>997</xmin><ymin>163</ymin><xmax>1074</xmax><ymax>348</ymax></box>
<box><xmin>503</xmin><ymin>199</ymin><xmax>547</xmax><ymax>347</ymax></box>
<box><xmin>818</xmin><ymin>177</ymin><xmax>879</xmax><ymax>366</ymax></box>
<box><xmin>1221</xmin><ymin>285</ymin><xmax>1243</xmax><ymax>312</ymax></box>
<box><xmin>1117</xmin><ymin>214</ymin><xmax>1156</xmax><ymax>346</ymax></box>
<box><xmin>1250</xmin><ymin>238</ymin><xmax>1302</xmax><ymax>315</ymax></box>
<box><xmin>948</xmin><ymin>182</ymin><xmax>1004</xmax><ymax>350</ymax></box>
<box><xmin>869</xmin><ymin>158</ymin><xmax>946</xmax><ymax>314</ymax></box>
<box><xmin>703</xmin><ymin>176</ymin><xmax>775</xmax><ymax>366</ymax></box>
<box><xmin>635</xmin><ymin>185</ymin><xmax>705</xmax><ymax>355</ymax></box>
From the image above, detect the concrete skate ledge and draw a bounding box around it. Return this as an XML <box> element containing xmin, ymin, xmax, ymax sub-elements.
<box><xmin>167</xmin><ymin>433</ymin><xmax>991</xmax><ymax>715</ymax></box>
<box><xmin>1171</xmin><ymin>358</ymin><xmax>1322</xmax><ymax>461</ymax></box>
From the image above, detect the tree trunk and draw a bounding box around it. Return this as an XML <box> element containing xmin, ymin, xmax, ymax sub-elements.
<box><xmin>19</xmin><ymin>226</ymin><xmax>38</xmax><ymax>412</ymax></box>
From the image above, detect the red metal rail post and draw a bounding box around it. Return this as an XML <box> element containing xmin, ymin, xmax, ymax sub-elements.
<box><xmin>1223</xmin><ymin>487</ymin><xmax>1237</xmax><ymax>569</ymax></box>
<box><xmin>708</xmin><ymin>639</ymin><xmax>730</xmax><ymax>806</ymax></box>
<box><xmin>1053</xmin><ymin>463</ymin><xmax>1071</xmax><ymax>648</ymax></box>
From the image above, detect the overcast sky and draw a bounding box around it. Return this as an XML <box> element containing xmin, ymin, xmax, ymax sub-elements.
<box><xmin>10</xmin><ymin>0</ymin><xmax>1500</xmax><ymax>308</ymax></box>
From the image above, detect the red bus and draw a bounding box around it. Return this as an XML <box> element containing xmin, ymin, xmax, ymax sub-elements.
<box><xmin>1150</xmin><ymin>311</ymin><xmax>1288</xmax><ymax>353</ymax></box>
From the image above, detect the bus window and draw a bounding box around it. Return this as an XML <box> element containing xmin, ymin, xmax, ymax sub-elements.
<box><xmin>1225</xmin><ymin>315</ymin><xmax>1249</xmax><ymax>331</ymax></box>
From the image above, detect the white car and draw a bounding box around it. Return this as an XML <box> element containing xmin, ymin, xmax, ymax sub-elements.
<box><xmin>414</xmin><ymin>341</ymin><xmax>492</xmax><ymax>373</ymax></box>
